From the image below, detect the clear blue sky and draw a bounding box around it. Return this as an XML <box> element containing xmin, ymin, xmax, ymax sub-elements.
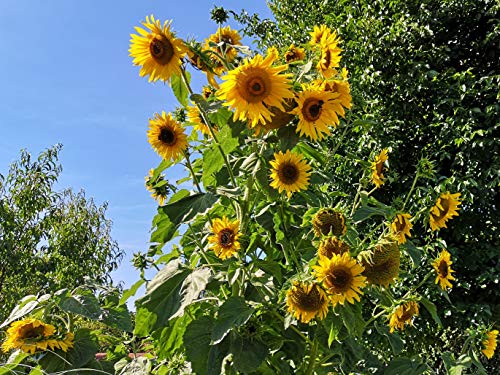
<box><xmin>0</xmin><ymin>0</ymin><xmax>274</xmax><ymax>289</ymax></box>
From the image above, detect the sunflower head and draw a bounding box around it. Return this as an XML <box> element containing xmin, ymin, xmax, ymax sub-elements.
<box><xmin>252</xmin><ymin>99</ymin><xmax>296</xmax><ymax>135</ymax></box>
<box><xmin>284</xmin><ymin>44</ymin><xmax>306</xmax><ymax>63</ymax></box>
<box><xmin>217</xmin><ymin>48</ymin><xmax>294</xmax><ymax>127</ymax></box>
<box><xmin>145</xmin><ymin>169</ymin><xmax>171</xmax><ymax>206</ymax></box>
<box><xmin>322</xmin><ymin>78</ymin><xmax>352</xmax><ymax>110</ymax></box>
<box><xmin>129</xmin><ymin>16</ymin><xmax>187</xmax><ymax>82</ymax></box>
<box><xmin>482</xmin><ymin>329</ymin><xmax>499</xmax><ymax>359</ymax></box>
<box><xmin>309</xmin><ymin>25</ymin><xmax>332</xmax><ymax>46</ymax></box>
<box><xmin>388</xmin><ymin>301</ymin><xmax>419</xmax><ymax>333</ymax></box>
<box><xmin>208</xmin><ymin>216</ymin><xmax>241</xmax><ymax>260</ymax></box>
<box><xmin>2</xmin><ymin>319</ymin><xmax>55</xmax><ymax>354</ymax></box>
<box><xmin>362</xmin><ymin>240</ymin><xmax>400</xmax><ymax>287</ymax></box>
<box><xmin>313</xmin><ymin>253</ymin><xmax>366</xmax><ymax>306</ymax></box>
<box><xmin>371</xmin><ymin>149</ymin><xmax>389</xmax><ymax>188</ymax></box>
<box><xmin>429</xmin><ymin>192</ymin><xmax>461</xmax><ymax>231</ymax></box>
<box><xmin>318</xmin><ymin>236</ymin><xmax>350</xmax><ymax>258</ymax></box>
<box><xmin>206</xmin><ymin>26</ymin><xmax>242</xmax><ymax>62</ymax></box>
<box><xmin>317</xmin><ymin>36</ymin><xmax>342</xmax><ymax>79</ymax></box>
<box><xmin>286</xmin><ymin>282</ymin><xmax>329</xmax><ymax>323</ymax></box>
<box><xmin>432</xmin><ymin>249</ymin><xmax>456</xmax><ymax>291</ymax></box>
<box><xmin>312</xmin><ymin>208</ymin><xmax>346</xmax><ymax>237</ymax></box>
<box><xmin>390</xmin><ymin>213</ymin><xmax>413</xmax><ymax>244</ymax></box>
<box><xmin>147</xmin><ymin>111</ymin><xmax>188</xmax><ymax>161</ymax></box>
<box><xmin>269</xmin><ymin>150</ymin><xmax>312</xmax><ymax>198</ymax></box>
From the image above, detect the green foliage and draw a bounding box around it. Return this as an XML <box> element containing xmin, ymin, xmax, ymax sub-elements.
<box><xmin>0</xmin><ymin>145</ymin><xmax>123</xmax><ymax>321</ymax></box>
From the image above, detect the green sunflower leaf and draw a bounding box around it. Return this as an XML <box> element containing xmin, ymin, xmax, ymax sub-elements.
<box><xmin>211</xmin><ymin>296</ymin><xmax>255</xmax><ymax>344</ymax></box>
<box><xmin>171</xmin><ymin>71</ymin><xmax>190</xmax><ymax>107</ymax></box>
<box><xmin>184</xmin><ymin>316</ymin><xmax>216</xmax><ymax>375</ymax></box>
<box><xmin>171</xmin><ymin>267</ymin><xmax>211</xmax><ymax>319</ymax></box>
<box><xmin>420</xmin><ymin>297</ymin><xmax>442</xmax><ymax>328</ymax></box>
<box><xmin>231</xmin><ymin>334</ymin><xmax>269</xmax><ymax>373</ymax></box>
<box><xmin>383</xmin><ymin>357</ymin><xmax>429</xmax><ymax>375</ymax></box>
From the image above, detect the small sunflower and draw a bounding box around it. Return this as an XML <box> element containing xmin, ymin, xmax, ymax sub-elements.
<box><xmin>390</xmin><ymin>213</ymin><xmax>413</xmax><ymax>244</ymax></box>
<box><xmin>269</xmin><ymin>150</ymin><xmax>312</xmax><ymax>198</ymax></box>
<box><xmin>388</xmin><ymin>301</ymin><xmax>419</xmax><ymax>333</ymax></box>
<box><xmin>362</xmin><ymin>240</ymin><xmax>400</xmax><ymax>287</ymax></box>
<box><xmin>202</xmin><ymin>86</ymin><xmax>215</xmax><ymax>99</ymax></box>
<box><xmin>317</xmin><ymin>36</ymin><xmax>342</xmax><ymax>79</ymax></box>
<box><xmin>371</xmin><ymin>149</ymin><xmax>389</xmax><ymax>188</ymax></box>
<box><xmin>208</xmin><ymin>216</ymin><xmax>241</xmax><ymax>260</ymax></box>
<box><xmin>429</xmin><ymin>192</ymin><xmax>461</xmax><ymax>231</ymax></box>
<box><xmin>145</xmin><ymin>169</ymin><xmax>170</xmax><ymax>206</ymax></box>
<box><xmin>318</xmin><ymin>236</ymin><xmax>350</xmax><ymax>258</ymax></box>
<box><xmin>313</xmin><ymin>253</ymin><xmax>366</xmax><ymax>306</ymax></box>
<box><xmin>284</xmin><ymin>44</ymin><xmax>306</xmax><ymax>63</ymax></box>
<box><xmin>217</xmin><ymin>47</ymin><xmax>294</xmax><ymax>127</ymax></box>
<box><xmin>187</xmin><ymin>105</ymin><xmax>215</xmax><ymax>136</ymax></box>
<box><xmin>147</xmin><ymin>112</ymin><xmax>188</xmax><ymax>161</ymax></box>
<box><xmin>286</xmin><ymin>282</ymin><xmax>329</xmax><ymax>323</ymax></box>
<box><xmin>432</xmin><ymin>249</ymin><xmax>456</xmax><ymax>291</ymax></box>
<box><xmin>321</xmin><ymin>77</ymin><xmax>352</xmax><ymax>111</ymax></box>
<box><xmin>292</xmin><ymin>85</ymin><xmax>344</xmax><ymax>141</ymax></box>
<box><xmin>1</xmin><ymin>319</ymin><xmax>73</xmax><ymax>354</ymax></box>
<box><xmin>482</xmin><ymin>329</ymin><xmax>499</xmax><ymax>359</ymax></box>
<box><xmin>309</xmin><ymin>25</ymin><xmax>332</xmax><ymax>46</ymax></box>
<box><xmin>312</xmin><ymin>208</ymin><xmax>346</xmax><ymax>237</ymax></box>
<box><xmin>129</xmin><ymin>15</ymin><xmax>187</xmax><ymax>82</ymax></box>
<box><xmin>206</xmin><ymin>26</ymin><xmax>242</xmax><ymax>63</ymax></box>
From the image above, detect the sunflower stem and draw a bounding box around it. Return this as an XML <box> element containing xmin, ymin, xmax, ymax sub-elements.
<box><xmin>363</xmin><ymin>308</ymin><xmax>388</xmax><ymax>331</ymax></box>
<box><xmin>270</xmin><ymin>310</ymin><xmax>312</xmax><ymax>345</ymax></box>
<box><xmin>330</xmin><ymin>114</ymin><xmax>351</xmax><ymax>157</ymax></box>
<box><xmin>183</xmin><ymin>150</ymin><xmax>203</xmax><ymax>194</ymax></box>
<box><xmin>278</xmin><ymin>195</ymin><xmax>300</xmax><ymax>270</ymax></box>
<box><xmin>402</xmin><ymin>171</ymin><xmax>420</xmax><ymax>211</ymax></box>
<box><xmin>304</xmin><ymin>339</ymin><xmax>318</xmax><ymax>375</ymax></box>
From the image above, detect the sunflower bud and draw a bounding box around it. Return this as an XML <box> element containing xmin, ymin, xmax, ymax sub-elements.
<box><xmin>210</xmin><ymin>6</ymin><xmax>229</xmax><ymax>24</ymax></box>
<box><xmin>362</xmin><ymin>240</ymin><xmax>400</xmax><ymax>287</ymax></box>
<box><xmin>312</xmin><ymin>208</ymin><xmax>346</xmax><ymax>237</ymax></box>
<box><xmin>173</xmin><ymin>107</ymin><xmax>186</xmax><ymax>122</ymax></box>
<box><xmin>318</xmin><ymin>236</ymin><xmax>350</xmax><ymax>258</ymax></box>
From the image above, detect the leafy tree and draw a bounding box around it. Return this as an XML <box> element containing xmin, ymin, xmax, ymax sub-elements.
<box><xmin>0</xmin><ymin>145</ymin><xmax>123</xmax><ymax>320</ymax></box>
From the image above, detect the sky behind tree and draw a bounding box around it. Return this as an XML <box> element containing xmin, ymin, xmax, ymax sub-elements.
<box><xmin>0</xmin><ymin>0</ymin><xmax>274</xmax><ymax>289</ymax></box>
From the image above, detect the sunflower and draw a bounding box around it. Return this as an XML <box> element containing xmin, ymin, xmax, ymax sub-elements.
<box><xmin>388</xmin><ymin>301</ymin><xmax>419</xmax><ymax>333</ymax></box>
<box><xmin>187</xmin><ymin>105</ymin><xmax>215</xmax><ymax>136</ymax></box>
<box><xmin>390</xmin><ymin>213</ymin><xmax>413</xmax><ymax>244</ymax></box>
<box><xmin>482</xmin><ymin>329</ymin><xmax>498</xmax><ymax>359</ymax></box>
<box><xmin>318</xmin><ymin>236</ymin><xmax>350</xmax><ymax>258</ymax></box>
<box><xmin>362</xmin><ymin>240</ymin><xmax>400</xmax><ymax>287</ymax></box>
<box><xmin>429</xmin><ymin>192</ymin><xmax>461</xmax><ymax>231</ymax></box>
<box><xmin>317</xmin><ymin>36</ymin><xmax>342</xmax><ymax>79</ymax></box>
<box><xmin>371</xmin><ymin>149</ymin><xmax>389</xmax><ymax>188</ymax></box>
<box><xmin>432</xmin><ymin>249</ymin><xmax>456</xmax><ymax>291</ymax></box>
<box><xmin>309</xmin><ymin>25</ymin><xmax>332</xmax><ymax>46</ymax></box>
<box><xmin>292</xmin><ymin>85</ymin><xmax>344</xmax><ymax>141</ymax></box>
<box><xmin>1</xmin><ymin>319</ymin><xmax>73</xmax><ymax>354</ymax></box>
<box><xmin>202</xmin><ymin>86</ymin><xmax>215</xmax><ymax>99</ymax></box>
<box><xmin>313</xmin><ymin>253</ymin><xmax>366</xmax><ymax>306</ymax></box>
<box><xmin>186</xmin><ymin>48</ymin><xmax>220</xmax><ymax>88</ymax></box>
<box><xmin>284</xmin><ymin>44</ymin><xmax>306</xmax><ymax>63</ymax></box>
<box><xmin>321</xmin><ymin>77</ymin><xmax>352</xmax><ymax>111</ymax></box>
<box><xmin>217</xmin><ymin>48</ymin><xmax>294</xmax><ymax>127</ymax></box>
<box><xmin>208</xmin><ymin>216</ymin><xmax>241</xmax><ymax>260</ymax></box>
<box><xmin>147</xmin><ymin>112</ymin><xmax>188</xmax><ymax>161</ymax></box>
<box><xmin>286</xmin><ymin>282</ymin><xmax>329</xmax><ymax>323</ymax></box>
<box><xmin>252</xmin><ymin>99</ymin><xmax>296</xmax><ymax>136</ymax></box>
<box><xmin>206</xmin><ymin>26</ymin><xmax>242</xmax><ymax>62</ymax></box>
<box><xmin>129</xmin><ymin>15</ymin><xmax>187</xmax><ymax>82</ymax></box>
<box><xmin>269</xmin><ymin>150</ymin><xmax>312</xmax><ymax>198</ymax></box>
<box><xmin>312</xmin><ymin>208</ymin><xmax>346</xmax><ymax>237</ymax></box>
<box><xmin>145</xmin><ymin>169</ymin><xmax>170</xmax><ymax>206</ymax></box>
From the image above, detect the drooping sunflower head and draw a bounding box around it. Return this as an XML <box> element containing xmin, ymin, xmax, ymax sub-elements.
<box><xmin>206</xmin><ymin>26</ymin><xmax>242</xmax><ymax>62</ymax></box>
<box><xmin>371</xmin><ymin>149</ymin><xmax>389</xmax><ymax>188</ymax></box>
<box><xmin>217</xmin><ymin>48</ymin><xmax>294</xmax><ymax>127</ymax></box>
<box><xmin>432</xmin><ymin>249</ymin><xmax>455</xmax><ymax>291</ymax></box>
<box><xmin>145</xmin><ymin>169</ymin><xmax>170</xmax><ymax>206</ymax></box>
<box><xmin>362</xmin><ymin>240</ymin><xmax>400</xmax><ymax>287</ymax></box>
<box><xmin>312</xmin><ymin>208</ymin><xmax>346</xmax><ymax>237</ymax></box>
<box><xmin>388</xmin><ymin>301</ymin><xmax>419</xmax><ymax>333</ymax></box>
<box><xmin>482</xmin><ymin>329</ymin><xmax>499</xmax><ymax>359</ymax></box>
<box><xmin>429</xmin><ymin>192</ymin><xmax>461</xmax><ymax>231</ymax></box>
<box><xmin>208</xmin><ymin>216</ymin><xmax>241</xmax><ymax>260</ymax></box>
<box><xmin>187</xmin><ymin>105</ymin><xmax>215</xmax><ymax>137</ymax></box>
<box><xmin>284</xmin><ymin>44</ymin><xmax>306</xmax><ymax>63</ymax></box>
<box><xmin>286</xmin><ymin>282</ymin><xmax>329</xmax><ymax>323</ymax></box>
<box><xmin>309</xmin><ymin>24</ymin><xmax>332</xmax><ymax>46</ymax></box>
<box><xmin>2</xmin><ymin>318</ymin><xmax>55</xmax><ymax>354</ymax></box>
<box><xmin>292</xmin><ymin>85</ymin><xmax>344</xmax><ymax>141</ymax></box>
<box><xmin>252</xmin><ymin>99</ymin><xmax>296</xmax><ymax>135</ymax></box>
<box><xmin>318</xmin><ymin>236</ymin><xmax>350</xmax><ymax>258</ymax></box>
<box><xmin>147</xmin><ymin>111</ymin><xmax>188</xmax><ymax>161</ymax></box>
<box><xmin>269</xmin><ymin>150</ymin><xmax>312</xmax><ymax>198</ymax></box>
<box><xmin>129</xmin><ymin>15</ymin><xmax>187</xmax><ymax>82</ymax></box>
<box><xmin>317</xmin><ymin>36</ymin><xmax>342</xmax><ymax>79</ymax></box>
<box><xmin>313</xmin><ymin>253</ymin><xmax>366</xmax><ymax>306</ymax></box>
<box><xmin>390</xmin><ymin>213</ymin><xmax>413</xmax><ymax>244</ymax></box>
<box><xmin>321</xmin><ymin>78</ymin><xmax>352</xmax><ymax>110</ymax></box>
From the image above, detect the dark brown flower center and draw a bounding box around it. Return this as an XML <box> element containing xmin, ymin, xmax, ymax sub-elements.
<box><xmin>159</xmin><ymin>127</ymin><xmax>176</xmax><ymax>145</ymax></box>
<box><xmin>278</xmin><ymin>162</ymin><xmax>299</xmax><ymax>184</ymax></box>
<box><xmin>313</xmin><ymin>209</ymin><xmax>345</xmax><ymax>237</ymax></box>
<box><xmin>302</xmin><ymin>98</ymin><xmax>324</xmax><ymax>121</ymax></box>
<box><xmin>290</xmin><ymin>285</ymin><xmax>324</xmax><ymax>312</ymax></box>
<box><xmin>438</xmin><ymin>260</ymin><xmax>449</xmax><ymax>277</ymax></box>
<box><xmin>20</xmin><ymin>324</ymin><xmax>44</xmax><ymax>339</ymax></box>
<box><xmin>400</xmin><ymin>305</ymin><xmax>417</xmax><ymax>321</ymax></box>
<box><xmin>325</xmin><ymin>267</ymin><xmax>353</xmax><ymax>293</ymax></box>
<box><xmin>285</xmin><ymin>51</ymin><xmax>297</xmax><ymax>63</ymax></box>
<box><xmin>218</xmin><ymin>229</ymin><xmax>235</xmax><ymax>248</ymax></box>
<box><xmin>322</xmin><ymin>49</ymin><xmax>331</xmax><ymax>68</ymax></box>
<box><xmin>248</xmin><ymin>78</ymin><xmax>266</xmax><ymax>96</ymax></box>
<box><xmin>149</xmin><ymin>36</ymin><xmax>175</xmax><ymax>65</ymax></box>
<box><xmin>319</xmin><ymin>238</ymin><xmax>349</xmax><ymax>258</ymax></box>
